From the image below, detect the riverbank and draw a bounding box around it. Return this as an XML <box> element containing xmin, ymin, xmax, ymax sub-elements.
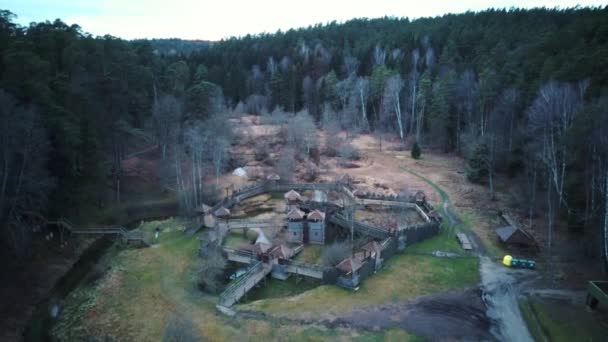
<box><xmin>0</xmin><ymin>236</ymin><xmax>96</xmax><ymax>341</ymax></box>
<box><xmin>0</xmin><ymin>192</ymin><xmax>178</xmax><ymax>342</ymax></box>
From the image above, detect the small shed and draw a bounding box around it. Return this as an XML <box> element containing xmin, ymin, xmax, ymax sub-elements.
<box><xmin>284</xmin><ymin>189</ymin><xmax>302</xmax><ymax>202</ymax></box>
<box><xmin>414</xmin><ymin>191</ymin><xmax>426</xmax><ymax>205</ymax></box>
<box><xmin>359</xmin><ymin>241</ymin><xmax>382</xmax><ymax>259</ymax></box>
<box><xmin>269</xmin><ymin>244</ymin><xmax>294</xmax><ymax>260</ymax></box>
<box><xmin>495</xmin><ymin>226</ymin><xmax>535</xmax><ymax>246</ymax></box>
<box><xmin>287</xmin><ymin>208</ymin><xmax>305</xmax><ymax>221</ymax></box>
<box><xmin>266</xmin><ymin>173</ymin><xmax>281</xmax><ymax>181</ymax></box>
<box><xmin>284</xmin><ymin>189</ymin><xmax>302</xmax><ymax>212</ymax></box>
<box><xmin>352</xmin><ymin>189</ymin><xmax>366</xmax><ymax>198</ymax></box>
<box><xmin>214</xmin><ymin>207</ymin><xmax>231</xmax><ymax>218</ymax></box>
<box><xmin>336</xmin><ymin>257</ymin><xmax>363</xmax><ymax>276</ymax></box>
<box><xmin>254</xmin><ymin>242</ymin><xmax>273</xmax><ymax>254</ymax></box>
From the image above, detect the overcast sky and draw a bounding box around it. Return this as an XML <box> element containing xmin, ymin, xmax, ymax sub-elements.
<box><xmin>2</xmin><ymin>0</ymin><xmax>606</xmax><ymax>40</ymax></box>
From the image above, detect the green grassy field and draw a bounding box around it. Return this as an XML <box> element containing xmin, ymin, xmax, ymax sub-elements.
<box><xmin>52</xmin><ymin>219</ymin><xmax>427</xmax><ymax>341</ymax></box>
<box><xmin>519</xmin><ymin>297</ymin><xmax>608</xmax><ymax>342</ymax></box>
<box><xmin>241</xmin><ymin>230</ymin><xmax>479</xmax><ymax>315</ymax></box>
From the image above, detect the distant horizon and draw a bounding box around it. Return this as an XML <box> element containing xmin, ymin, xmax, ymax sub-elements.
<box><xmin>4</xmin><ymin>1</ymin><xmax>607</xmax><ymax>41</ymax></box>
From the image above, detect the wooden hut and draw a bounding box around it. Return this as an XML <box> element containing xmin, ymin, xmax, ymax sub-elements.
<box><xmin>284</xmin><ymin>189</ymin><xmax>302</xmax><ymax>211</ymax></box>
<box><xmin>495</xmin><ymin>226</ymin><xmax>535</xmax><ymax>247</ymax></box>
<box><xmin>336</xmin><ymin>257</ymin><xmax>363</xmax><ymax>276</ymax></box>
<box><xmin>266</xmin><ymin>173</ymin><xmax>280</xmax><ymax>182</ymax></box>
<box><xmin>307</xmin><ymin>209</ymin><xmax>326</xmax><ymax>244</ymax></box>
<box><xmin>355</xmin><ymin>241</ymin><xmax>383</xmax><ymax>270</ymax></box>
<box><xmin>269</xmin><ymin>244</ymin><xmax>294</xmax><ymax>260</ymax></box>
<box><xmin>214</xmin><ymin>207</ymin><xmax>231</xmax><ymax>218</ymax></box>
<box><xmin>352</xmin><ymin>189</ymin><xmax>366</xmax><ymax>198</ymax></box>
<box><xmin>287</xmin><ymin>208</ymin><xmax>305</xmax><ymax>243</ymax></box>
<box><xmin>414</xmin><ymin>191</ymin><xmax>426</xmax><ymax>205</ymax></box>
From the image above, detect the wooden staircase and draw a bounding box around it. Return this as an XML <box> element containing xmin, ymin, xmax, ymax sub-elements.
<box><xmin>217</xmin><ymin>261</ymin><xmax>272</xmax><ymax>308</ymax></box>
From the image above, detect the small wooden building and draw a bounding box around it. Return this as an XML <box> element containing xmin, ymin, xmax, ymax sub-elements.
<box><xmin>352</xmin><ymin>189</ymin><xmax>366</xmax><ymax>198</ymax></box>
<box><xmin>266</xmin><ymin>173</ymin><xmax>280</xmax><ymax>182</ymax></box>
<box><xmin>253</xmin><ymin>242</ymin><xmax>273</xmax><ymax>255</ymax></box>
<box><xmin>284</xmin><ymin>189</ymin><xmax>302</xmax><ymax>212</ymax></box>
<box><xmin>414</xmin><ymin>191</ymin><xmax>426</xmax><ymax>205</ymax></box>
<box><xmin>269</xmin><ymin>244</ymin><xmax>294</xmax><ymax>260</ymax></box>
<box><xmin>495</xmin><ymin>226</ymin><xmax>535</xmax><ymax>247</ymax></box>
<box><xmin>214</xmin><ymin>207</ymin><xmax>231</xmax><ymax>218</ymax></box>
<box><xmin>307</xmin><ymin>209</ymin><xmax>326</xmax><ymax>245</ymax></box>
<box><xmin>287</xmin><ymin>208</ymin><xmax>305</xmax><ymax>243</ymax></box>
<box><xmin>336</xmin><ymin>257</ymin><xmax>363</xmax><ymax>276</ymax></box>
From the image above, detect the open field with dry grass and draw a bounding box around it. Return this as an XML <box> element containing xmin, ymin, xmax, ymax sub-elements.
<box><xmin>53</xmin><ymin>219</ymin><xmax>424</xmax><ymax>341</ymax></box>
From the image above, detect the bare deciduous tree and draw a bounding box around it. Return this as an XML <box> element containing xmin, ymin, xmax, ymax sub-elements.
<box><xmin>0</xmin><ymin>90</ymin><xmax>54</xmax><ymax>255</ymax></box>
<box><xmin>382</xmin><ymin>75</ymin><xmax>406</xmax><ymax>142</ymax></box>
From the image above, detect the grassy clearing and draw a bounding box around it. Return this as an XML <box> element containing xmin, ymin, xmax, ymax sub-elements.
<box><xmin>519</xmin><ymin>297</ymin><xmax>608</xmax><ymax>342</ymax></box>
<box><xmin>243</xmin><ymin>276</ymin><xmax>321</xmax><ymax>303</ymax></box>
<box><xmin>295</xmin><ymin>244</ymin><xmax>324</xmax><ymax>264</ymax></box>
<box><xmin>223</xmin><ymin>232</ymin><xmax>251</xmax><ymax>248</ymax></box>
<box><xmin>241</xmin><ymin>239</ymin><xmax>479</xmax><ymax>315</ymax></box>
<box><xmin>54</xmin><ymin>218</ymin><xmax>423</xmax><ymax>341</ymax></box>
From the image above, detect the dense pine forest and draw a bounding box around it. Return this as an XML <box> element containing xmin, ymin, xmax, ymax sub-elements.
<box><xmin>1</xmin><ymin>7</ymin><xmax>607</xmax><ymax>266</ymax></box>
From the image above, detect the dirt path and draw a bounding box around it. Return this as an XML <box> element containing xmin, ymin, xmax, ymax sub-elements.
<box><xmin>403</xmin><ymin>166</ymin><xmax>534</xmax><ymax>341</ymax></box>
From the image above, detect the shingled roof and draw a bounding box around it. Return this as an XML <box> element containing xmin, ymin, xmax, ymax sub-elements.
<box><xmin>269</xmin><ymin>244</ymin><xmax>294</xmax><ymax>259</ymax></box>
<box><xmin>214</xmin><ymin>206</ymin><xmax>231</xmax><ymax>217</ymax></box>
<box><xmin>336</xmin><ymin>257</ymin><xmax>363</xmax><ymax>275</ymax></box>
<box><xmin>287</xmin><ymin>208</ymin><xmax>305</xmax><ymax>220</ymax></box>
<box><xmin>307</xmin><ymin>209</ymin><xmax>325</xmax><ymax>221</ymax></box>
<box><xmin>284</xmin><ymin>189</ymin><xmax>302</xmax><ymax>201</ymax></box>
<box><xmin>495</xmin><ymin>226</ymin><xmax>535</xmax><ymax>246</ymax></box>
<box><xmin>266</xmin><ymin>173</ymin><xmax>280</xmax><ymax>181</ymax></box>
<box><xmin>253</xmin><ymin>242</ymin><xmax>273</xmax><ymax>254</ymax></box>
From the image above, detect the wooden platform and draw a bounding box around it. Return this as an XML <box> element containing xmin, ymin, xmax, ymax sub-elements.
<box><xmin>456</xmin><ymin>233</ymin><xmax>473</xmax><ymax>250</ymax></box>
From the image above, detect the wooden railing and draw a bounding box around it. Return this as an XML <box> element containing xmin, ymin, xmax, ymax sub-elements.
<box><xmin>218</xmin><ymin>261</ymin><xmax>271</xmax><ymax>307</ymax></box>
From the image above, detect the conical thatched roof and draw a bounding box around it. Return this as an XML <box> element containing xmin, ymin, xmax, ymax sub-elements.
<box><xmin>269</xmin><ymin>244</ymin><xmax>294</xmax><ymax>259</ymax></box>
<box><xmin>266</xmin><ymin>173</ymin><xmax>281</xmax><ymax>181</ymax></box>
<box><xmin>307</xmin><ymin>209</ymin><xmax>325</xmax><ymax>221</ymax></box>
<box><xmin>214</xmin><ymin>207</ymin><xmax>231</xmax><ymax>217</ymax></box>
<box><xmin>284</xmin><ymin>189</ymin><xmax>302</xmax><ymax>201</ymax></box>
<box><xmin>336</xmin><ymin>257</ymin><xmax>363</xmax><ymax>274</ymax></box>
<box><xmin>287</xmin><ymin>207</ymin><xmax>305</xmax><ymax>220</ymax></box>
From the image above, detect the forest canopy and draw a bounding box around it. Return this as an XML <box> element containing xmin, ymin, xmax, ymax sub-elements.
<box><xmin>1</xmin><ymin>7</ymin><xmax>607</xmax><ymax>261</ymax></box>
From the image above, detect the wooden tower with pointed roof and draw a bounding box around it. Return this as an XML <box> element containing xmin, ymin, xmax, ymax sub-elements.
<box><xmin>307</xmin><ymin>209</ymin><xmax>326</xmax><ymax>244</ymax></box>
<box><xmin>287</xmin><ymin>207</ymin><xmax>305</xmax><ymax>243</ymax></box>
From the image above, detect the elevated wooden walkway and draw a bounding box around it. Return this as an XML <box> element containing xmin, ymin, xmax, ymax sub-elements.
<box><xmin>218</xmin><ymin>261</ymin><xmax>272</xmax><ymax>308</ymax></box>
<box><xmin>329</xmin><ymin>213</ymin><xmax>392</xmax><ymax>239</ymax></box>
<box><xmin>283</xmin><ymin>259</ymin><xmax>327</xmax><ymax>279</ymax></box>
<box><xmin>49</xmin><ymin>219</ymin><xmax>145</xmax><ymax>243</ymax></box>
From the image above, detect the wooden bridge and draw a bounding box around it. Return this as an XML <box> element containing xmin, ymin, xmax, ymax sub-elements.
<box><xmin>222</xmin><ymin>246</ymin><xmax>328</xmax><ymax>280</ymax></box>
<box><xmin>49</xmin><ymin>219</ymin><xmax>145</xmax><ymax>243</ymax></box>
<box><xmin>217</xmin><ymin>261</ymin><xmax>272</xmax><ymax>308</ymax></box>
<box><xmin>218</xmin><ymin>219</ymin><xmax>278</xmax><ymax>230</ymax></box>
<box><xmin>283</xmin><ymin>259</ymin><xmax>327</xmax><ymax>279</ymax></box>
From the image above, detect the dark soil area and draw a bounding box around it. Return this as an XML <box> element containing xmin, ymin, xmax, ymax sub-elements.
<box><xmin>0</xmin><ymin>238</ymin><xmax>94</xmax><ymax>341</ymax></box>
<box><xmin>327</xmin><ymin>288</ymin><xmax>494</xmax><ymax>341</ymax></box>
